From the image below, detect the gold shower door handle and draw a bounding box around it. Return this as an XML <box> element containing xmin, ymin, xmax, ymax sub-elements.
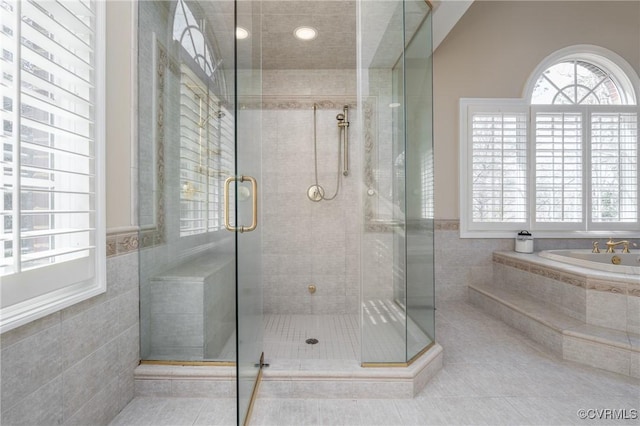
<box><xmin>224</xmin><ymin>175</ymin><xmax>258</xmax><ymax>233</ymax></box>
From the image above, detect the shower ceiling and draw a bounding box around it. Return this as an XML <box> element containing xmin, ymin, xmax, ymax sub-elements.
<box><xmin>199</xmin><ymin>0</ymin><xmax>429</xmax><ymax>69</ymax></box>
<box><xmin>200</xmin><ymin>0</ymin><xmax>356</xmax><ymax>69</ymax></box>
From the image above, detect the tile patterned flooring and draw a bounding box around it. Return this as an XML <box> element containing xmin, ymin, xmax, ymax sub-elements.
<box><xmin>264</xmin><ymin>314</ymin><xmax>359</xmax><ymax>360</ymax></box>
<box><xmin>110</xmin><ymin>300</ymin><xmax>639</xmax><ymax>425</ymax></box>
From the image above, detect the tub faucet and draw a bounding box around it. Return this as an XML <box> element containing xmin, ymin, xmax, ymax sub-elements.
<box><xmin>592</xmin><ymin>241</ymin><xmax>600</xmax><ymax>253</ymax></box>
<box><xmin>606</xmin><ymin>238</ymin><xmax>630</xmax><ymax>253</ymax></box>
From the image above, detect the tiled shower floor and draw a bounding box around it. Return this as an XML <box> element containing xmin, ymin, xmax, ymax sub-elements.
<box><xmin>264</xmin><ymin>313</ymin><xmax>360</xmax><ymax>360</ymax></box>
<box><xmin>110</xmin><ymin>300</ymin><xmax>639</xmax><ymax>425</ymax></box>
<box><xmin>223</xmin><ymin>299</ymin><xmax>431</xmax><ymax>362</ymax></box>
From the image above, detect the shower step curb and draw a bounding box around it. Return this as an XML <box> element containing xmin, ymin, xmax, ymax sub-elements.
<box><xmin>134</xmin><ymin>364</ymin><xmax>237</xmax><ymax>398</ymax></box>
<box><xmin>259</xmin><ymin>343</ymin><xmax>443</xmax><ymax>399</ymax></box>
<box><xmin>469</xmin><ymin>283</ymin><xmax>639</xmax><ymax>378</ymax></box>
<box><xmin>132</xmin><ymin>343</ymin><xmax>444</xmax><ymax>400</ymax></box>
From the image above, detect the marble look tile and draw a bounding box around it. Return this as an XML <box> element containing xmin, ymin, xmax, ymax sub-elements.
<box><xmin>149</xmin><ymin>281</ymin><xmax>203</xmax><ymax>314</ymax></box>
<box><xmin>107</xmin><ymin>252</ymin><xmax>139</xmax><ymax>298</ymax></box>
<box><xmin>0</xmin><ymin>311</ymin><xmax>60</xmax><ymax>349</ymax></box>
<box><xmin>563</xmin><ymin>336</ymin><xmax>631</xmax><ymax>376</ymax></box>
<box><xmin>436</xmin><ymin>396</ymin><xmax>528</xmax><ymax>425</ymax></box>
<box><xmin>194</xmin><ymin>398</ymin><xmax>236</xmax><ymax>425</ymax></box>
<box><xmin>117</xmin><ymin>369</ymin><xmax>136</xmax><ymax>417</ymax></box>
<box><xmin>1</xmin><ymin>324</ymin><xmax>63</xmax><ymax>410</ymax></box>
<box><xmin>317</xmin><ymin>399</ymin><xmax>361</xmax><ymax>425</ymax></box>
<box><xmin>0</xmin><ymin>375</ymin><xmax>63</xmax><ymax>426</ymax></box>
<box><xmin>63</xmin><ymin>342</ymin><xmax>120</xmax><ymax>419</ymax></box>
<box><xmin>109</xmin><ymin>397</ymin><xmax>173</xmax><ymax>426</ymax></box>
<box><xmin>394</xmin><ymin>398</ymin><xmax>448</xmax><ymax>425</ymax></box>
<box><xmin>171</xmin><ymin>380</ymin><xmax>236</xmax><ymax>398</ymax></box>
<box><xmin>135</xmin><ymin>379</ymin><xmax>173</xmax><ymax>397</ymax></box>
<box><xmin>503</xmin><ymin>396</ymin><xmax>584</xmax><ymax>425</ymax></box>
<box><xmin>586</xmin><ymin>291</ymin><xmax>628</xmax><ymax>332</ymax></box>
<box><xmin>60</xmin><ymin>297</ymin><xmax>120</xmax><ymax>368</ymax></box>
<box><xmin>119</xmin><ymin>289</ymin><xmax>140</xmax><ymax>333</ymax></box>
<box><xmin>65</xmin><ymin>375</ymin><xmax>122</xmax><ymax>426</ymax></box>
<box><xmin>357</xmin><ymin>399</ymin><xmax>403</xmax><ymax>425</ymax></box>
<box><xmin>276</xmin><ymin>399</ymin><xmax>320</xmax><ymax>426</ymax></box>
<box><xmin>250</xmin><ymin>399</ymin><xmax>282</xmax><ymax>426</ymax></box>
<box><xmin>628</xmin><ymin>296</ymin><xmax>640</xmax><ymax>335</ymax></box>
<box><xmin>147</xmin><ymin>397</ymin><xmax>208</xmax><ymax>426</ymax></box>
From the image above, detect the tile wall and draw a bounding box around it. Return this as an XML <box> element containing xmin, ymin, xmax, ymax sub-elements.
<box><xmin>0</xmin><ymin>249</ymin><xmax>139</xmax><ymax>425</ymax></box>
<box><xmin>432</xmin><ymin>220</ymin><xmax>620</xmax><ymax>302</ymax></box>
<box><xmin>261</xmin><ymin>69</ymin><xmax>361</xmax><ymax>315</ymax></box>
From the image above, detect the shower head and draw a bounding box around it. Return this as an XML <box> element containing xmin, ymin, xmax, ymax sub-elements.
<box><xmin>336</xmin><ymin>113</ymin><xmax>345</xmax><ymax>121</ymax></box>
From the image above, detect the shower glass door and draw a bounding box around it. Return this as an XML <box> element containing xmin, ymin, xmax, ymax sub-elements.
<box><xmin>236</xmin><ymin>1</ymin><xmax>264</xmax><ymax>423</ymax></box>
<box><xmin>137</xmin><ymin>0</ymin><xmax>263</xmax><ymax>423</ymax></box>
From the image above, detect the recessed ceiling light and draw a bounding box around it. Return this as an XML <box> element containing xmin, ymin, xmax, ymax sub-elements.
<box><xmin>389</xmin><ymin>103</ymin><xmax>401</xmax><ymax>108</ymax></box>
<box><xmin>236</xmin><ymin>27</ymin><xmax>249</xmax><ymax>40</ymax></box>
<box><xmin>294</xmin><ymin>26</ymin><xmax>317</xmax><ymax>41</ymax></box>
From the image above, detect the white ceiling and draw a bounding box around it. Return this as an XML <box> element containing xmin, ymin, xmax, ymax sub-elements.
<box><xmin>196</xmin><ymin>0</ymin><xmax>472</xmax><ymax>70</ymax></box>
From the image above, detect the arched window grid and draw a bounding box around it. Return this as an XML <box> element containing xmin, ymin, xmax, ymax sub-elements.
<box><xmin>532</xmin><ymin>59</ymin><xmax>631</xmax><ymax>106</ymax></box>
<box><xmin>460</xmin><ymin>46</ymin><xmax>640</xmax><ymax>237</ymax></box>
<box><xmin>173</xmin><ymin>0</ymin><xmax>220</xmax><ymax>82</ymax></box>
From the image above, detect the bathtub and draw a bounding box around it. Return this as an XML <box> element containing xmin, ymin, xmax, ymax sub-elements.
<box><xmin>538</xmin><ymin>249</ymin><xmax>640</xmax><ymax>275</ymax></box>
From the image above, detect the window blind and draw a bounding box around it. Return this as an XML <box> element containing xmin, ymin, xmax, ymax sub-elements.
<box><xmin>591</xmin><ymin>112</ymin><xmax>638</xmax><ymax>223</ymax></box>
<box><xmin>470</xmin><ymin>111</ymin><xmax>528</xmax><ymax>223</ymax></box>
<box><xmin>179</xmin><ymin>67</ymin><xmax>233</xmax><ymax>237</ymax></box>
<box><xmin>1</xmin><ymin>0</ymin><xmax>97</xmax><ymax>278</ymax></box>
<box><xmin>534</xmin><ymin>111</ymin><xmax>583</xmax><ymax>224</ymax></box>
<box><xmin>1</xmin><ymin>0</ymin><xmax>104</xmax><ymax>332</ymax></box>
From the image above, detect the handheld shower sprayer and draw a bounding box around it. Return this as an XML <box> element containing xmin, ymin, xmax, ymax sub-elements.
<box><xmin>308</xmin><ymin>103</ymin><xmax>351</xmax><ymax>202</ymax></box>
<box><xmin>337</xmin><ymin>106</ymin><xmax>350</xmax><ymax>176</ymax></box>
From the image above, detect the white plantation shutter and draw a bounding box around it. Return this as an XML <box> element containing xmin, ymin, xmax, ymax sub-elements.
<box><xmin>179</xmin><ymin>67</ymin><xmax>234</xmax><ymax>236</ymax></box>
<box><xmin>461</xmin><ymin>52</ymin><xmax>639</xmax><ymax>237</ymax></box>
<box><xmin>463</xmin><ymin>102</ymin><xmax>528</xmax><ymax>231</ymax></box>
<box><xmin>533</xmin><ymin>110</ymin><xmax>583</xmax><ymax>226</ymax></box>
<box><xmin>590</xmin><ymin>110</ymin><xmax>638</xmax><ymax>225</ymax></box>
<box><xmin>179</xmin><ymin>69</ymin><xmax>210</xmax><ymax>236</ymax></box>
<box><xmin>0</xmin><ymin>1</ymin><xmax>105</xmax><ymax>332</ymax></box>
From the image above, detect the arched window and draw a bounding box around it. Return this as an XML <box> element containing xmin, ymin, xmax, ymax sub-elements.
<box><xmin>172</xmin><ymin>0</ymin><xmax>233</xmax><ymax>237</ymax></box>
<box><xmin>533</xmin><ymin>60</ymin><xmax>625</xmax><ymax>105</ymax></box>
<box><xmin>527</xmin><ymin>46</ymin><xmax>637</xmax><ymax>106</ymax></box>
<box><xmin>460</xmin><ymin>46</ymin><xmax>639</xmax><ymax>237</ymax></box>
<box><xmin>173</xmin><ymin>0</ymin><xmax>217</xmax><ymax>78</ymax></box>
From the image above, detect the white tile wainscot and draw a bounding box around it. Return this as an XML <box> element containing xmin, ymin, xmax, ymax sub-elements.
<box><xmin>469</xmin><ymin>251</ymin><xmax>640</xmax><ymax>378</ymax></box>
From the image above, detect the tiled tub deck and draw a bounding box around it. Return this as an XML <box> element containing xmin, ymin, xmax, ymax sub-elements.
<box><xmin>470</xmin><ymin>251</ymin><xmax>639</xmax><ymax>378</ymax></box>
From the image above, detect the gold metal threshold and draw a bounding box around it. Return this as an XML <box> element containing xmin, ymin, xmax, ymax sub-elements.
<box><xmin>140</xmin><ymin>360</ymin><xmax>236</xmax><ymax>367</ymax></box>
<box><xmin>361</xmin><ymin>341</ymin><xmax>435</xmax><ymax>368</ymax></box>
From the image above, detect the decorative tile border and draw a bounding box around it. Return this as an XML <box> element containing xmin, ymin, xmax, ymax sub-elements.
<box><xmin>493</xmin><ymin>252</ymin><xmax>635</xmax><ymax>296</ymax></box>
<box><xmin>434</xmin><ymin>219</ymin><xmax>459</xmax><ymax>231</ymax></box>
<box><xmin>137</xmin><ymin>38</ymin><xmax>168</xmax><ymax>251</ymax></box>
<box><xmin>587</xmin><ymin>279</ymin><xmax>627</xmax><ymax>294</ymax></box>
<box><xmin>106</xmin><ymin>231</ymin><xmax>139</xmax><ymax>258</ymax></box>
<box><xmin>240</xmin><ymin>96</ymin><xmax>357</xmax><ymax>110</ymax></box>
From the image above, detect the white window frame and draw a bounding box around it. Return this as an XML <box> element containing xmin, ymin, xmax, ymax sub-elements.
<box><xmin>1</xmin><ymin>1</ymin><xmax>106</xmax><ymax>333</ymax></box>
<box><xmin>460</xmin><ymin>98</ymin><xmax>529</xmax><ymax>236</ymax></box>
<box><xmin>460</xmin><ymin>48</ymin><xmax>640</xmax><ymax>238</ymax></box>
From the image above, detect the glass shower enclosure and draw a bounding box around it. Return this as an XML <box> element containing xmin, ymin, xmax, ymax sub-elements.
<box><xmin>359</xmin><ymin>0</ymin><xmax>435</xmax><ymax>364</ymax></box>
<box><xmin>137</xmin><ymin>0</ymin><xmax>434</xmax><ymax>422</ymax></box>
<box><xmin>137</xmin><ymin>0</ymin><xmax>263</xmax><ymax>422</ymax></box>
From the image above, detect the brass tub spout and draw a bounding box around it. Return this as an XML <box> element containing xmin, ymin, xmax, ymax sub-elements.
<box><xmin>605</xmin><ymin>238</ymin><xmax>630</xmax><ymax>253</ymax></box>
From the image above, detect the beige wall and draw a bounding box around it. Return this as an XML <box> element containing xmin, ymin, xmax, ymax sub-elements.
<box><xmin>104</xmin><ymin>1</ymin><xmax>640</xmax><ymax>224</ymax></box>
<box><xmin>106</xmin><ymin>1</ymin><xmax>136</xmax><ymax>231</ymax></box>
<box><xmin>433</xmin><ymin>1</ymin><xmax>640</xmax><ymax>219</ymax></box>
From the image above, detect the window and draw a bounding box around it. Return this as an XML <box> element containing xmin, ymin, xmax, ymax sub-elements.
<box><xmin>1</xmin><ymin>1</ymin><xmax>105</xmax><ymax>332</ymax></box>
<box><xmin>173</xmin><ymin>0</ymin><xmax>232</xmax><ymax>237</ymax></box>
<box><xmin>461</xmin><ymin>46</ymin><xmax>639</xmax><ymax>237</ymax></box>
